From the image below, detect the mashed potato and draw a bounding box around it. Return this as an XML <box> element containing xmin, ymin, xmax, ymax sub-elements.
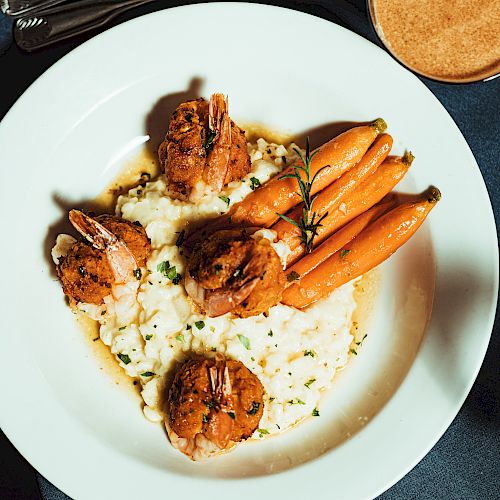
<box><xmin>75</xmin><ymin>139</ymin><xmax>357</xmax><ymax>438</ymax></box>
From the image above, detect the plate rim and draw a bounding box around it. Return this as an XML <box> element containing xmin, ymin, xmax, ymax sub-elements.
<box><xmin>0</xmin><ymin>3</ymin><xmax>498</xmax><ymax>499</ymax></box>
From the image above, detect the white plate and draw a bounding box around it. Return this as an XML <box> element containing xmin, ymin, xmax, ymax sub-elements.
<box><xmin>0</xmin><ymin>4</ymin><xmax>497</xmax><ymax>499</ymax></box>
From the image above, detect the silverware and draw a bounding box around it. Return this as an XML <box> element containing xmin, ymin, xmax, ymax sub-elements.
<box><xmin>14</xmin><ymin>0</ymin><xmax>155</xmax><ymax>51</ymax></box>
<box><xmin>1</xmin><ymin>0</ymin><xmax>67</xmax><ymax>17</ymax></box>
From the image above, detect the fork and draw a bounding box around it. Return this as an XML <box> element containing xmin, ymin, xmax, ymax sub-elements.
<box><xmin>14</xmin><ymin>0</ymin><xmax>156</xmax><ymax>51</ymax></box>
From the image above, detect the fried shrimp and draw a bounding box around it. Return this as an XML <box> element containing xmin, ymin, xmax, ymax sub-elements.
<box><xmin>184</xmin><ymin>228</ymin><xmax>286</xmax><ymax>318</ymax></box>
<box><xmin>166</xmin><ymin>354</ymin><xmax>264</xmax><ymax>460</ymax></box>
<box><xmin>56</xmin><ymin>211</ymin><xmax>151</xmax><ymax>304</ymax></box>
<box><xmin>159</xmin><ymin>93</ymin><xmax>250</xmax><ymax>201</ymax></box>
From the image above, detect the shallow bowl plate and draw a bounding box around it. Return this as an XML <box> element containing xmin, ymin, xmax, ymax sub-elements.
<box><xmin>0</xmin><ymin>4</ymin><xmax>497</xmax><ymax>499</ymax></box>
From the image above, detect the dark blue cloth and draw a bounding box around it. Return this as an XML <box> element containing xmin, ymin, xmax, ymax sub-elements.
<box><xmin>0</xmin><ymin>2</ymin><xmax>498</xmax><ymax>499</ymax></box>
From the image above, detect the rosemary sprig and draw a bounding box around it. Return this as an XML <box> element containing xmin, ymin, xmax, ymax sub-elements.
<box><xmin>276</xmin><ymin>138</ymin><xmax>329</xmax><ymax>253</ymax></box>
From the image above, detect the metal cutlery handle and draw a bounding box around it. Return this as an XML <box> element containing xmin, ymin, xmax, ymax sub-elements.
<box><xmin>2</xmin><ymin>0</ymin><xmax>68</xmax><ymax>18</ymax></box>
<box><xmin>14</xmin><ymin>0</ymin><xmax>155</xmax><ymax>51</ymax></box>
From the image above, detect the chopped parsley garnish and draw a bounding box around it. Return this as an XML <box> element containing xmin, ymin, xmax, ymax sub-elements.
<box><xmin>237</xmin><ymin>334</ymin><xmax>251</xmax><ymax>350</ymax></box>
<box><xmin>176</xmin><ymin>334</ymin><xmax>185</xmax><ymax>342</ymax></box>
<box><xmin>250</xmin><ymin>177</ymin><xmax>261</xmax><ymax>190</ymax></box>
<box><xmin>186</xmin><ymin>324</ymin><xmax>192</xmax><ymax>330</ymax></box>
<box><xmin>118</xmin><ymin>326</ymin><xmax>126</xmax><ymax>331</ymax></box>
<box><xmin>195</xmin><ymin>320</ymin><xmax>205</xmax><ymax>330</ymax></box>
<box><xmin>288</xmin><ymin>398</ymin><xmax>306</xmax><ymax>405</ymax></box>
<box><xmin>117</xmin><ymin>353</ymin><xmax>131</xmax><ymax>365</ymax></box>
<box><xmin>248</xmin><ymin>402</ymin><xmax>260</xmax><ymax>415</ymax></box>
<box><xmin>268</xmin><ymin>330</ymin><xmax>274</xmax><ymax>337</ymax></box>
<box><xmin>202</xmin><ymin>414</ymin><xmax>209</xmax><ymax>423</ymax></box>
<box><xmin>340</xmin><ymin>249</ymin><xmax>351</xmax><ymax>258</ymax></box>
<box><xmin>214</xmin><ymin>264</ymin><xmax>223</xmax><ymax>275</ymax></box>
<box><xmin>228</xmin><ymin>412</ymin><xmax>236</xmax><ymax>420</ymax></box>
<box><xmin>157</xmin><ymin>261</ymin><xmax>182</xmax><ymax>284</ymax></box>
<box><xmin>304</xmin><ymin>378</ymin><xmax>316</xmax><ymax>389</ymax></box>
<box><xmin>210</xmin><ymin>326</ymin><xmax>215</xmax><ymax>333</ymax></box>
<box><xmin>287</xmin><ymin>270</ymin><xmax>300</xmax><ymax>282</ymax></box>
<box><xmin>145</xmin><ymin>334</ymin><xmax>153</xmax><ymax>341</ymax></box>
<box><xmin>257</xmin><ymin>428</ymin><xmax>269</xmax><ymax>437</ymax></box>
<box><xmin>350</xmin><ymin>348</ymin><xmax>358</xmax><ymax>356</ymax></box>
<box><xmin>175</xmin><ymin>230</ymin><xmax>185</xmax><ymax>247</ymax></box>
<box><xmin>204</xmin><ymin>131</ymin><xmax>216</xmax><ymax>150</ymax></box>
<box><xmin>304</xmin><ymin>350</ymin><xmax>316</xmax><ymax>357</ymax></box>
<box><xmin>218</xmin><ymin>195</ymin><xmax>230</xmax><ymax>206</ymax></box>
<box><xmin>92</xmin><ymin>337</ymin><xmax>99</xmax><ymax>342</ymax></box>
<box><xmin>355</xmin><ymin>334</ymin><xmax>368</xmax><ymax>347</ymax></box>
<box><xmin>133</xmin><ymin>268</ymin><xmax>142</xmax><ymax>280</ymax></box>
<box><xmin>312</xmin><ymin>408</ymin><xmax>320</xmax><ymax>417</ymax></box>
<box><xmin>140</xmin><ymin>372</ymin><xmax>155</xmax><ymax>377</ymax></box>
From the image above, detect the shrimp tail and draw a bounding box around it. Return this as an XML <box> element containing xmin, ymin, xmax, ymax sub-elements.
<box><xmin>204</xmin><ymin>94</ymin><xmax>232</xmax><ymax>192</ymax></box>
<box><xmin>69</xmin><ymin>209</ymin><xmax>138</xmax><ymax>283</ymax></box>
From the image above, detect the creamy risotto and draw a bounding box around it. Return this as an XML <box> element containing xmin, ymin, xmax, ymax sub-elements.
<box><xmin>54</xmin><ymin>139</ymin><xmax>358</xmax><ymax>439</ymax></box>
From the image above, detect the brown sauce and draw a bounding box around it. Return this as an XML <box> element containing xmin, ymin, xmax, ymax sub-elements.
<box><xmin>371</xmin><ymin>0</ymin><xmax>500</xmax><ymax>82</ymax></box>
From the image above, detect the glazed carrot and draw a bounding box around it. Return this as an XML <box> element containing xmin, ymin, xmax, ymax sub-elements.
<box><xmin>281</xmin><ymin>187</ymin><xmax>441</xmax><ymax>309</ymax></box>
<box><xmin>285</xmin><ymin>152</ymin><xmax>414</xmax><ymax>264</ymax></box>
<box><xmin>272</xmin><ymin>133</ymin><xmax>393</xmax><ymax>254</ymax></box>
<box><xmin>286</xmin><ymin>200</ymin><xmax>395</xmax><ymax>274</ymax></box>
<box><xmin>224</xmin><ymin>119</ymin><xmax>387</xmax><ymax>228</ymax></box>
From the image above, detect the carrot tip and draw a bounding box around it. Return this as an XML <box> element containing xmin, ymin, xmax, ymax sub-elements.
<box><xmin>371</xmin><ymin>118</ymin><xmax>387</xmax><ymax>134</ymax></box>
<box><xmin>402</xmin><ymin>151</ymin><xmax>415</xmax><ymax>166</ymax></box>
<box><xmin>426</xmin><ymin>186</ymin><xmax>442</xmax><ymax>203</ymax></box>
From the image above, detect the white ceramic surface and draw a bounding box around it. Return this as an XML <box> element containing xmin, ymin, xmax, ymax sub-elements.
<box><xmin>0</xmin><ymin>4</ymin><xmax>497</xmax><ymax>500</ymax></box>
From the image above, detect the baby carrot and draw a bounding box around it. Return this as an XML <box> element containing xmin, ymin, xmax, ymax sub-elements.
<box><xmin>286</xmin><ymin>200</ymin><xmax>395</xmax><ymax>274</ymax></box>
<box><xmin>272</xmin><ymin>133</ymin><xmax>393</xmax><ymax>253</ymax></box>
<box><xmin>284</xmin><ymin>151</ymin><xmax>414</xmax><ymax>264</ymax></box>
<box><xmin>226</xmin><ymin>119</ymin><xmax>387</xmax><ymax>227</ymax></box>
<box><xmin>282</xmin><ymin>187</ymin><xmax>441</xmax><ymax>309</ymax></box>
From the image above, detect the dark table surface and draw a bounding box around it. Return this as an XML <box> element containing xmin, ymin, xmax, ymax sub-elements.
<box><xmin>1</xmin><ymin>1</ymin><xmax>498</xmax><ymax>499</ymax></box>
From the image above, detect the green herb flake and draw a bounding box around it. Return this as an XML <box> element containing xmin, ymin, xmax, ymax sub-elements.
<box><xmin>186</xmin><ymin>324</ymin><xmax>192</xmax><ymax>330</ymax></box>
<box><xmin>287</xmin><ymin>270</ymin><xmax>300</xmax><ymax>282</ymax></box>
<box><xmin>268</xmin><ymin>330</ymin><xmax>274</xmax><ymax>337</ymax></box>
<box><xmin>288</xmin><ymin>399</ymin><xmax>306</xmax><ymax>405</ymax></box>
<box><xmin>250</xmin><ymin>177</ymin><xmax>261</xmax><ymax>190</ymax></box>
<box><xmin>304</xmin><ymin>378</ymin><xmax>316</xmax><ymax>389</ymax></box>
<box><xmin>355</xmin><ymin>333</ymin><xmax>368</xmax><ymax>347</ymax></box>
<box><xmin>204</xmin><ymin>131</ymin><xmax>216</xmax><ymax>150</ymax></box>
<box><xmin>140</xmin><ymin>371</ymin><xmax>155</xmax><ymax>377</ymax></box>
<box><xmin>202</xmin><ymin>414</ymin><xmax>209</xmax><ymax>423</ymax></box>
<box><xmin>118</xmin><ymin>326</ymin><xmax>126</xmax><ymax>331</ymax></box>
<box><xmin>195</xmin><ymin>320</ymin><xmax>205</xmax><ymax>330</ymax></box>
<box><xmin>157</xmin><ymin>260</ymin><xmax>182</xmax><ymax>285</ymax></box>
<box><xmin>237</xmin><ymin>334</ymin><xmax>251</xmax><ymax>350</ymax></box>
<box><xmin>228</xmin><ymin>412</ymin><xmax>236</xmax><ymax>420</ymax></box>
<box><xmin>145</xmin><ymin>334</ymin><xmax>153</xmax><ymax>341</ymax></box>
<box><xmin>214</xmin><ymin>264</ymin><xmax>223</xmax><ymax>275</ymax></box>
<box><xmin>175</xmin><ymin>230</ymin><xmax>185</xmax><ymax>247</ymax></box>
<box><xmin>350</xmin><ymin>348</ymin><xmax>358</xmax><ymax>356</ymax></box>
<box><xmin>248</xmin><ymin>402</ymin><xmax>260</xmax><ymax>415</ymax></box>
<box><xmin>257</xmin><ymin>428</ymin><xmax>269</xmax><ymax>437</ymax></box>
<box><xmin>133</xmin><ymin>268</ymin><xmax>142</xmax><ymax>280</ymax></box>
<box><xmin>92</xmin><ymin>337</ymin><xmax>99</xmax><ymax>342</ymax></box>
<box><xmin>218</xmin><ymin>195</ymin><xmax>230</xmax><ymax>206</ymax></box>
<box><xmin>176</xmin><ymin>334</ymin><xmax>185</xmax><ymax>343</ymax></box>
<box><xmin>340</xmin><ymin>249</ymin><xmax>351</xmax><ymax>259</ymax></box>
<box><xmin>304</xmin><ymin>350</ymin><xmax>316</xmax><ymax>357</ymax></box>
<box><xmin>117</xmin><ymin>353</ymin><xmax>131</xmax><ymax>365</ymax></box>
<box><xmin>312</xmin><ymin>408</ymin><xmax>320</xmax><ymax>417</ymax></box>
